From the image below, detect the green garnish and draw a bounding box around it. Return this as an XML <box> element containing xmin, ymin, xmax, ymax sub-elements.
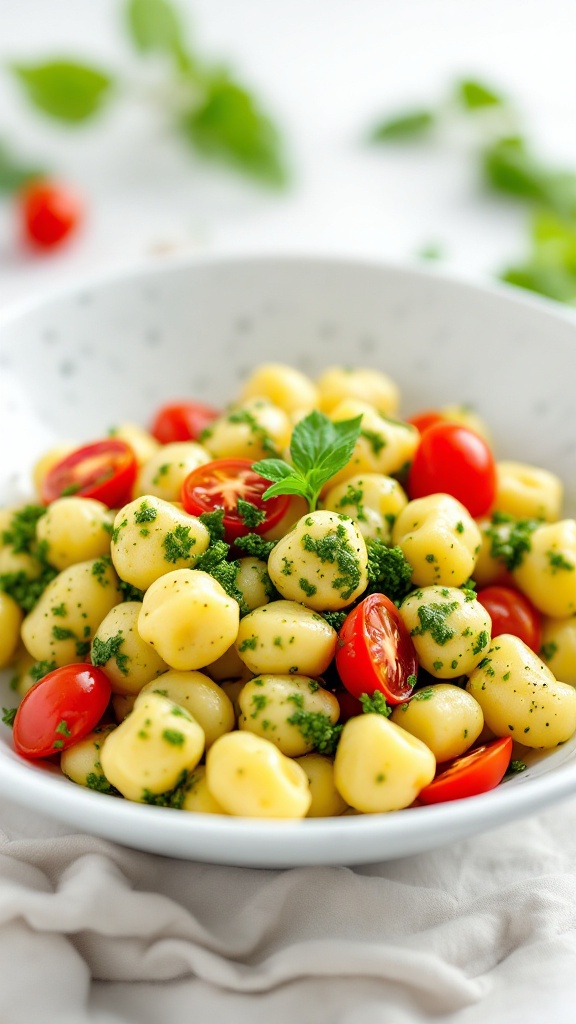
<box><xmin>252</xmin><ymin>410</ymin><xmax>362</xmax><ymax>512</ymax></box>
<box><xmin>91</xmin><ymin>632</ymin><xmax>129</xmax><ymax>675</ymax></box>
<box><xmin>359</xmin><ymin>692</ymin><xmax>393</xmax><ymax>717</ymax></box>
<box><xmin>409</xmin><ymin>601</ymin><xmax>459</xmax><ymax>645</ymax></box>
<box><xmin>236</xmin><ymin>498</ymin><xmax>266</xmax><ymax>528</ymax></box>
<box><xmin>234</xmin><ymin>533</ymin><xmax>277</xmax><ymax>560</ymax></box>
<box><xmin>365</xmin><ymin>539</ymin><xmax>413</xmax><ymax>603</ymax></box>
<box><xmin>286</xmin><ymin>709</ymin><xmax>343</xmax><ymax>755</ymax></box>
<box><xmin>163</xmin><ymin>524</ymin><xmax>196</xmax><ymax>562</ymax></box>
<box><xmin>1</xmin><ymin>707</ymin><xmax>17</xmax><ymax>727</ymax></box>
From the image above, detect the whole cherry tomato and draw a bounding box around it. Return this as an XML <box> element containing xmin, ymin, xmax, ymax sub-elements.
<box><xmin>13</xmin><ymin>664</ymin><xmax>111</xmax><ymax>759</ymax></box>
<box><xmin>19</xmin><ymin>181</ymin><xmax>82</xmax><ymax>249</ymax></box>
<box><xmin>181</xmin><ymin>457</ymin><xmax>290</xmax><ymax>542</ymax></box>
<box><xmin>41</xmin><ymin>439</ymin><xmax>137</xmax><ymax>509</ymax></box>
<box><xmin>418</xmin><ymin>737</ymin><xmax>513</xmax><ymax>804</ymax></box>
<box><xmin>151</xmin><ymin>401</ymin><xmax>220</xmax><ymax>444</ymax></box>
<box><xmin>476</xmin><ymin>585</ymin><xmax>542</xmax><ymax>652</ymax></box>
<box><xmin>408</xmin><ymin>422</ymin><xmax>496</xmax><ymax>518</ymax></box>
<box><xmin>335</xmin><ymin>593</ymin><xmax>418</xmax><ymax>704</ymax></box>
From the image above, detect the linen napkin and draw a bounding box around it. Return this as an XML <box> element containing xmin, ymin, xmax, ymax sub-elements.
<box><xmin>1</xmin><ymin>793</ymin><xmax>576</xmax><ymax>1024</ymax></box>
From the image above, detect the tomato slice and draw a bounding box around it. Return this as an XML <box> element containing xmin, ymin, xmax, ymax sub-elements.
<box><xmin>41</xmin><ymin>439</ymin><xmax>137</xmax><ymax>508</ymax></box>
<box><xmin>181</xmin><ymin>458</ymin><xmax>291</xmax><ymax>542</ymax></box>
<box><xmin>418</xmin><ymin>736</ymin><xmax>513</xmax><ymax>804</ymax></box>
<box><xmin>13</xmin><ymin>664</ymin><xmax>112</xmax><ymax>759</ymax></box>
<box><xmin>335</xmin><ymin>593</ymin><xmax>418</xmax><ymax>704</ymax></box>
<box><xmin>408</xmin><ymin>422</ymin><xmax>497</xmax><ymax>518</ymax></box>
<box><xmin>476</xmin><ymin>585</ymin><xmax>542</xmax><ymax>652</ymax></box>
<box><xmin>151</xmin><ymin>401</ymin><xmax>220</xmax><ymax>444</ymax></box>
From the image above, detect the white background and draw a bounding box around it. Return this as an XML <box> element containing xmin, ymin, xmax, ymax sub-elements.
<box><xmin>0</xmin><ymin>0</ymin><xmax>575</xmax><ymax>306</ymax></box>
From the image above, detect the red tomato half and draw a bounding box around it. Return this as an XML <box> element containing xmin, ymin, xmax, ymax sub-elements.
<box><xmin>151</xmin><ymin>401</ymin><xmax>220</xmax><ymax>444</ymax></box>
<box><xmin>19</xmin><ymin>181</ymin><xmax>82</xmax><ymax>249</ymax></box>
<box><xmin>418</xmin><ymin>737</ymin><xmax>513</xmax><ymax>804</ymax></box>
<box><xmin>408</xmin><ymin>422</ymin><xmax>497</xmax><ymax>518</ymax></box>
<box><xmin>181</xmin><ymin>458</ymin><xmax>290</xmax><ymax>542</ymax></box>
<box><xmin>476</xmin><ymin>585</ymin><xmax>542</xmax><ymax>652</ymax></box>
<box><xmin>336</xmin><ymin>593</ymin><xmax>418</xmax><ymax>704</ymax></box>
<box><xmin>13</xmin><ymin>664</ymin><xmax>111</xmax><ymax>759</ymax></box>
<box><xmin>41</xmin><ymin>439</ymin><xmax>137</xmax><ymax>508</ymax></box>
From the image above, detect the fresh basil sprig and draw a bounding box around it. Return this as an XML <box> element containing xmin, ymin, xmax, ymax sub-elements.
<box><xmin>253</xmin><ymin>411</ymin><xmax>362</xmax><ymax>513</ymax></box>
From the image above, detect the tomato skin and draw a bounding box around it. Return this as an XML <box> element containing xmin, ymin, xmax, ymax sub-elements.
<box><xmin>418</xmin><ymin>737</ymin><xmax>513</xmax><ymax>804</ymax></box>
<box><xmin>19</xmin><ymin>181</ymin><xmax>82</xmax><ymax>249</ymax></box>
<box><xmin>476</xmin><ymin>585</ymin><xmax>542</xmax><ymax>652</ymax></box>
<box><xmin>335</xmin><ymin>593</ymin><xmax>418</xmax><ymax>704</ymax></box>
<box><xmin>408</xmin><ymin>422</ymin><xmax>497</xmax><ymax>518</ymax></box>
<box><xmin>407</xmin><ymin>410</ymin><xmax>444</xmax><ymax>435</ymax></box>
<box><xmin>41</xmin><ymin>439</ymin><xmax>137</xmax><ymax>508</ymax></box>
<box><xmin>13</xmin><ymin>664</ymin><xmax>111</xmax><ymax>759</ymax></box>
<box><xmin>151</xmin><ymin>401</ymin><xmax>220</xmax><ymax>444</ymax></box>
<box><xmin>181</xmin><ymin>458</ymin><xmax>290</xmax><ymax>542</ymax></box>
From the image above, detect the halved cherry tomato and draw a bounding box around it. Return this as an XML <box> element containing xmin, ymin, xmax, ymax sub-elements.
<box><xmin>418</xmin><ymin>736</ymin><xmax>513</xmax><ymax>804</ymax></box>
<box><xmin>181</xmin><ymin>457</ymin><xmax>290</xmax><ymax>542</ymax></box>
<box><xmin>13</xmin><ymin>664</ymin><xmax>111</xmax><ymax>759</ymax></box>
<box><xmin>476</xmin><ymin>585</ymin><xmax>542</xmax><ymax>652</ymax></box>
<box><xmin>407</xmin><ymin>410</ymin><xmax>444</xmax><ymax>435</ymax></box>
<box><xmin>19</xmin><ymin>181</ymin><xmax>82</xmax><ymax>249</ymax></box>
<box><xmin>408</xmin><ymin>421</ymin><xmax>496</xmax><ymax>518</ymax></box>
<box><xmin>41</xmin><ymin>439</ymin><xmax>137</xmax><ymax>508</ymax></box>
<box><xmin>335</xmin><ymin>593</ymin><xmax>418</xmax><ymax>704</ymax></box>
<box><xmin>151</xmin><ymin>401</ymin><xmax>220</xmax><ymax>444</ymax></box>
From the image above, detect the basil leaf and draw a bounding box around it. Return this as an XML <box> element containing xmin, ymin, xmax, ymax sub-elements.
<box><xmin>11</xmin><ymin>60</ymin><xmax>113</xmax><ymax>123</ymax></box>
<box><xmin>371</xmin><ymin>110</ymin><xmax>435</xmax><ymax>142</ymax></box>
<box><xmin>127</xmin><ymin>0</ymin><xmax>184</xmax><ymax>58</ymax></box>
<box><xmin>0</xmin><ymin>142</ymin><xmax>46</xmax><ymax>194</ymax></box>
<box><xmin>500</xmin><ymin>263</ymin><xmax>576</xmax><ymax>304</ymax></box>
<box><xmin>181</xmin><ymin>73</ymin><xmax>287</xmax><ymax>185</ymax></box>
<box><xmin>252</xmin><ymin>459</ymin><xmax>295</xmax><ymax>484</ymax></box>
<box><xmin>457</xmin><ymin>79</ymin><xmax>505</xmax><ymax>110</ymax></box>
<box><xmin>261</xmin><ymin>479</ymin><xmax>314</xmax><ymax>501</ymax></box>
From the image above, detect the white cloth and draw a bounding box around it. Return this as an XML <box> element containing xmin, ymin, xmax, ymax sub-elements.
<box><xmin>1</xmin><ymin>794</ymin><xmax>576</xmax><ymax>1024</ymax></box>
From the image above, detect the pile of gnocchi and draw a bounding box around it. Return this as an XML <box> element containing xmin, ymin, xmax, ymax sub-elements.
<box><xmin>2</xmin><ymin>361</ymin><xmax>576</xmax><ymax>819</ymax></box>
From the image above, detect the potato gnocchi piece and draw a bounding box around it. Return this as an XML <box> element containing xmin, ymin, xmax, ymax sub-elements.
<box><xmin>109</xmin><ymin>422</ymin><xmax>160</xmax><ymax>466</ymax></box>
<box><xmin>35</xmin><ymin>496</ymin><xmax>113</xmax><ymax>571</ymax></box>
<box><xmin>539</xmin><ymin>616</ymin><xmax>576</xmax><ymax>685</ymax></box>
<box><xmin>205</xmin><ymin>731</ymin><xmax>311</xmax><ymax>818</ymax></box>
<box><xmin>235</xmin><ymin>600</ymin><xmax>337</xmax><ymax>677</ymax></box>
<box><xmin>334</xmin><ymin>715</ymin><xmax>436</xmax><ymax>813</ymax></box>
<box><xmin>60</xmin><ymin>725</ymin><xmax>117</xmax><ymax>793</ymax></box>
<box><xmin>0</xmin><ymin>592</ymin><xmax>24</xmax><ymax>668</ymax></box>
<box><xmin>466</xmin><ymin>634</ymin><xmax>576</xmax><ymax>748</ymax></box>
<box><xmin>136</xmin><ymin>669</ymin><xmax>235</xmax><ymax>749</ymax></box>
<box><xmin>111</xmin><ymin>495</ymin><xmax>210</xmax><ymax>591</ymax></box>
<box><xmin>100</xmin><ymin>692</ymin><xmax>205</xmax><ymax>801</ymax></box>
<box><xmin>398</xmin><ymin>585</ymin><xmax>491</xmax><ymax>679</ymax></box>
<box><xmin>390</xmin><ymin>683</ymin><xmax>484</xmax><ymax>761</ymax></box>
<box><xmin>512</xmin><ymin>520</ymin><xmax>576</xmax><ymax>617</ymax></box>
<box><xmin>267</xmin><ymin>510</ymin><xmax>368</xmax><ymax>611</ymax></box>
<box><xmin>237</xmin><ymin>674</ymin><xmax>340</xmax><ymax>756</ymax></box>
<box><xmin>7</xmin><ymin>646</ymin><xmax>40</xmax><ymax>697</ymax></box>
<box><xmin>235</xmin><ymin>557</ymin><xmax>274</xmax><ymax>611</ymax></box>
<box><xmin>472</xmin><ymin>517</ymin><xmax>512</xmax><ymax>588</ymax></box>
<box><xmin>91</xmin><ymin>601</ymin><xmax>168</xmax><ymax>695</ymax></box>
<box><xmin>239</xmin><ymin>363</ymin><xmax>319</xmax><ymax>416</ymax></box>
<box><xmin>392</xmin><ymin>494</ymin><xmax>481</xmax><ymax>588</ymax></box>
<box><xmin>495</xmin><ymin>461</ymin><xmax>563</xmax><ymax>523</ymax></box>
<box><xmin>204</xmin><ymin>643</ymin><xmax>250</xmax><ymax>683</ymax></box>
<box><xmin>180</xmin><ymin>765</ymin><xmax>227</xmax><ymax>814</ymax></box>
<box><xmin>112</xmin><ymin>692</ymin><xmax>137</xmax><ymax>722</ymax></box>
<box><xmin>202</xmin><ymin>397</ymin><xmax>291</xmax><ymax>461</ymax></box>
<box><xmin>296</xmin><ymin>753</ymin><xmax>349</xmax><ymax>817</ymax></box>
<box><xmin>21</xmin><ymin>557</ymin><xmax>122</xmax><ymax>666</ymax></box>
<box><xmin>138</xmin><ymin>569</ymin><xmax>240</xmax><ymax>670</ymax></box>
<box><xmin>317</xmin><ymin>366</ymin><xmax>400</xmax><ymax>416</ymax></box>
<box><xmin>324</xmin><ymin>400</ymin><xmax>419</xmax><ymax>490</ymax></box>
<box><xmin>135</xmin><ymin>442</ymin><xmax>211</xmax><ymax>502</ymax></box>
<box><xmin>322</xmin><ymin>473</ymin><xmax>408</xmax><ymax>544</ymax></box>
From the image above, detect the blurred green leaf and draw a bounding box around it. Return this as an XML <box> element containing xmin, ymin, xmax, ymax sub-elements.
<box><xmin>0</xmin><ymin>142</ymin><xmax>46</xmax><ymax>193</ymax></box>
<box><xmin>181</xmin><ymin>74</ymin><xmax>287</xmax><ymax>185</ymax></box>
<box><xmin>10</xmin><ymin>60</ymin><xmax>113</xmax><ymax>123</ymax></box>
<box><xmin>500</xmin><ymin>263</ymin><xmax>576</xmax><ymax>304</ymax></box>
<box><xmin>127</xmin><ymin>0</ymin><xmax>183</xmax><ymax>55</ymax></box>
<box><xmin>417</xmin><ymin>243</ymin><xmax>445</xmax><ymax>261</ymax></box>
<box><xmin>371</xmin><ymin>110</ymin><xmax>435</xmax><ymax>142</ymax></box>
<box><xmin>483</xmin><ymin>138</ymin><xmax>576</xmax><ymax>217</ymax></box>
<box><xmin>457</xmin><ymin>79</ymin><xmax>505</xmax><ymax>110</ymax></box>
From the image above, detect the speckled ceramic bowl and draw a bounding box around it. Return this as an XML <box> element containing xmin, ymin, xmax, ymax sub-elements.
<box><xmin>1</xmin><ymin>254</ymin><xmax>576</xmax><ymax>866</ymax></box>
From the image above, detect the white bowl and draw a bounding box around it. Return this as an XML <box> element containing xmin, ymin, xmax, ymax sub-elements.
<box><xmin>2</xmin><ymin>254</ymin><xmax>576</xmax><ymax>867</ymax></box>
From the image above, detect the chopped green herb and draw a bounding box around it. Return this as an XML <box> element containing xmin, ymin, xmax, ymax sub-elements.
<box><xmin>1</xmin><ymin>707</ymin><xmax>17</xmax><ymax>727</ymax></box>
<box><xmin>2</xmin><ymin>504</ymin><xmax>46</xmax><ymax>554</ymax></box>
<box><xmin>360</xmin><ymin>428</ymin><xmax>386</xmax><ymax>455</ymax></box>
<box><xmin>51</xmin><ymin>602</ymin><xmax>67</xmax><ymax>617</ymax></box>
<box><xmin>412</xmin><ymin>687</ymin><xmax>434</xmax><ymax>701</ymax></box>
<box><xmin>359</xmin><ymin>691</ymin><xmax>392</xmax><ymax>717</ymax></box>
<box><xmin>163</xmin><ymin>524</ymin><xmax>196</xmax><ymax>562</ymax></box>
<box><xmin>485</xmin><ymin>512</ymin><xmax>540</xmax><ymax>572</ymax></box>
<box><xmin>299</xmin><ymin>577</ymin><xmax>317</xmax><ymax>598</ymax></box>
<box><xmin>547</xmin><ymin>550</ymin><xmax>574</xmax><ymax>572</ymax></box>
<box><xmin>301</xmin><ymin>523</ymin><xmax>362</xmax><ymax>601</ymax></box>
<box><xmin>134</xmin><ymin>501</ymin><xmax>158</xmax><ymax>525</ymax></box>
<box><xmin>52</xmin><ymin>626</ymin><xmax>76</xmax><ymax>641</ymax></box>
<box><xmin>162</xmin><ymin>728</ymin><xmax>185</xmax><ymax>746</ymax></box>
<box><xmin>91</xmin><ymin>632</ymin><xmax>129</xmax><ymax>675</ymax></box>
<box><xmin>409</xmin><ymin>601</ymin><xmax>458</xmax><ymax>645</ymax></box>
<box><xmin>236</xmin><ymin>498</ymin><xmax>266</xmax><ymax>528</ymax></box>
<box><xmin>472</xmin><ymin>630</ymin><xmax>489</xmax><ymax>655</ymax></box>
<box><xmin>238</xmin><ymin>636</ymin><xmax>257</xmax><ymax>652</ymax></box>
<box><xmin>540</xmin><ymin>641</ymin><xmax>558</xmax><ymax>661</ymax></box>
<box><xmin>234</xmin><ymin>533</ymin><xmax>277</xmax><ymax>560</ymax></box>
<box><xmin>365</xmin><ymin>539</ymin><xmax>413</xmax><ymax>603</ymax></box>
<box><xmin>286</xmin><ymin>709</ymin><xmax>343</xmax><ymax>755</ymax></box>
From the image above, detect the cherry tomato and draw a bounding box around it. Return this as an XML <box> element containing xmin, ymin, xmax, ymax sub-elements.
<box><xmin>41</xmin><ymin>439</ymin><xmax>137</xmax><ymax>508</ymax></box>
<box><xmin>335</xmin><ymin>689</ymin><xmax>364</xmax><ymax>722</ymax></box>
<box><xmin>19</xmin><ymin>181</ymin><xmax>82</xmax><ymax>250</ymax></box>
<box><xmin>335</xmin><ymin>593</ymin><xmax>418</xmax><ymax>704</ymax></box>
<box><xmin>13</xmin><ymin>664</ymin><xmax>111</xmax><ymax>759</ymax></box>
<box><xmin>181</xmin><ymin>457</ymin><xmax>290</xmax><ymax>542</ymax></box>
<box><xmin>418</xmin><ymin>737</ymin><xmax>513</xmax><ymax>804</ymax></box>
<box><xmin>151</xmin><ymin>401</ymin><xmax>220</xmax><ymax>444</ymax></box>
<box><xmin>407</xmin><ymin>410</ymin><xmax>444</xmax><ymax>435</ymax></box>
<box><xmin>408</xmin><ymin>422</ymin><xmax>497</xmax><ymax>518</ymax></box>
<box><xmin>476</xmin><ymin>585</ymin><xmax>542</xmax><ymax>652</ymax></box>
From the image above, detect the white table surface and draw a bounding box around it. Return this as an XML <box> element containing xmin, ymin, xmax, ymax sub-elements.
<box><xmin>1</xmin><ymin>2</ymin><xmax>576</xmax><ymax>1022</ymax></box>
